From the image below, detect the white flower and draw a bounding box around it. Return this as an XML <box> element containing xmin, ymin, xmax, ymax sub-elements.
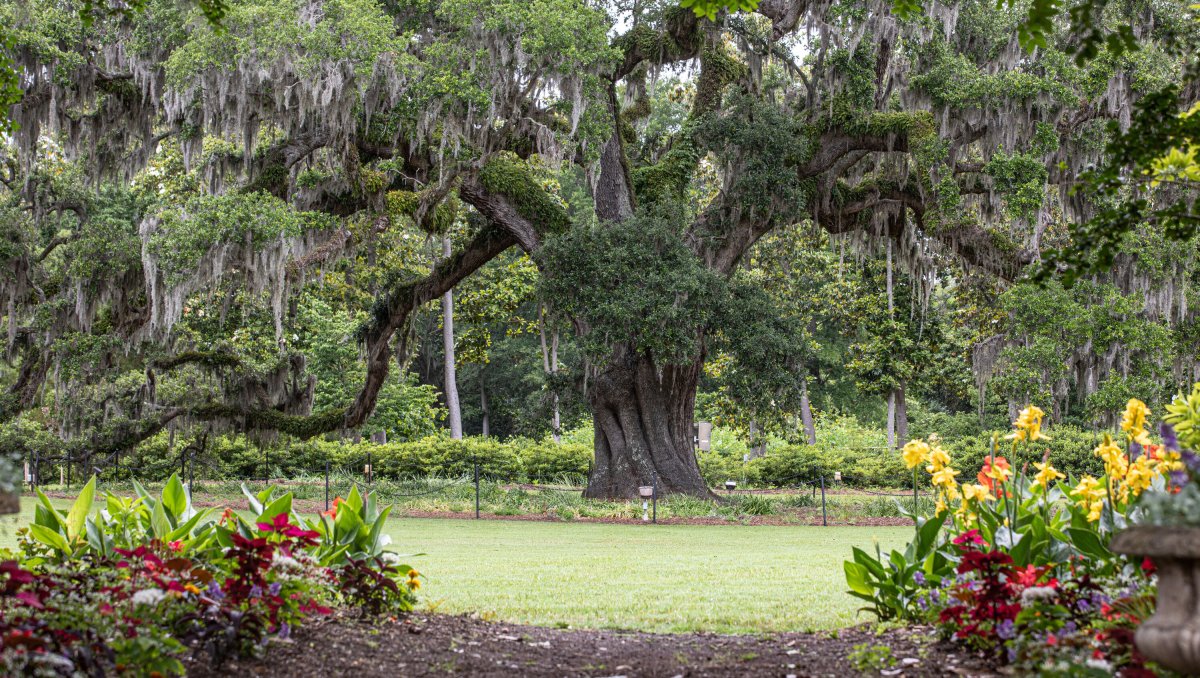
<box><xmin>272</xmin><ymin>552</ymin><xmax>301</xmax><ymax>571</ymax></box>
<box><xmin>380</xmin><ymin>552</ymin><xmax>402</xmax><ymax>565</ymax></box>
<box><xmin>1085</xmin><ymin>658</ymin><xmax>1112</xmax><ymax>672</ymax></box>
<box><xmin>131</xmin><ymin>588</ymin><xmax>166</xmax><ymax>606</ymax></box>
<box><xmin>1020</xmin><ymin>586</ymin><xmax>1057</xmax><ymax>605</ymax></box>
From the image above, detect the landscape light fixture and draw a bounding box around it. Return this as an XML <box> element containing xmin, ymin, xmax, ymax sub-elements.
<box><xmin>639</xmin><ymin>485</ymin><xmax>654</xmax><ymax>521</ymax></box>
<box><xmin>725</xmin><ymin>480</ymin><xmax>737</xmax><ymax>492</ymax></box>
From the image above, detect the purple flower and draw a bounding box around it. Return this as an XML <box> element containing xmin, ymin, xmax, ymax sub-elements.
<box><xmin>1161</xmin><ymin>423</ymin><xmax>1180</xmax><ymax>452</ymax></box>
<box><xmin>278</xmin><ymin>623</ymin><xmax>291</xmax><ymax>639</ymax></box>
<box><xmin>205</xmin><ymin>580</ymin><xmax>225</xmax><ymax>602</ymax></box>
<box><xmin>913</xmin><ymin>571</ymin><xmax>926</xmax><ymax>586</ymax></box>
<box><xmin>1183</xmin><ymin>450</ymin><xmax>1200</xmax><ymax>473</ymax></box>
<box><xmin>996</xmin><ymin>619</ymin><xmax>1016</xmax><ymax>640</ymax></box>
<box><xmin>249</xmin><ymin>585</ymin><xmax>263</xmax><ymax>599</ymax></box>
<box><xmin>1063</xmin><ymin>621</ymin><xmax>1077</xmax><ymax>635</ymax></box>
<box><xmin>1076</xmin><ymin>598</ymin><xmax>1090</xmax><ymax>613</ymax></box>
<box><xmin>268</xmin><ymin>582</ymin><xmax>282</xmax><ymax>596</ymax></box>
<box><xmin>916</xmin><ymin>595</ymin><xmax>928</xmax><ymax>611</ymax></box>
<box><xmin>1171</xmin><ymin>469</ymin><xmax>1189</xmax><ymax>489</ymax></box>
<box><xmin>930</xmin><ymin>590</ymin><xmax>941</xmax><ymax>604</ymax></box>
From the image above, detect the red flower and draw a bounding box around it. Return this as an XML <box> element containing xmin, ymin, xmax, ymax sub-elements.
<box><xmin>1046</xmin><ymin>634</ymin><xmax>1058</xmax><ymax>646</ymax></box>
<box><xmin>1141</xmin><ymin>557</ymin><xmax>1156</xmax><ymax>576</ymax></box>
<box><xmin>168</xmin><ymin>540</ymin><xmax>183</xmax><ymax>552</ymax></box>
<box><xmin>977</xmin><ymin>457</ymin><xmax>1012</xmax><ymax>497</ymax></box>
<box><xmin>953</xmin><ymin>530</ymin><xmax>988</xmax><ymax>548</ymax></box>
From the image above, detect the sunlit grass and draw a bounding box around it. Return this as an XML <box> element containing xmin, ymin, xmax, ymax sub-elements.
<box><xmin>3</xmin><ymin>497</ymin><xmax>910</xmax><ymax>633</ymax></box>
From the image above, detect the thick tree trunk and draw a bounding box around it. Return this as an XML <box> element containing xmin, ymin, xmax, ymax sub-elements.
<box><xmin>441</xmin><ymin>236</ymin><xmax>463</xmax><ymax>439</ymax></box>
<box><xmin>583</xmin><ymin>349</ymin><xmax>712</xmax><ymax>499</ymax></box>
<box><xmin>800</xmin><ymin>380</ymin><xmax>816</xmax><ymax>445</ymax></box>
<box><xmin>895</xmin><ymin>383</ymin><xmax>908</xmax><ymax>447</ymax></box>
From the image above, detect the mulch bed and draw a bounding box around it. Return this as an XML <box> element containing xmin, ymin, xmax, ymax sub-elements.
<box><xmin>187</xmin><ymin>613</ymin><xmax>996</xmax><ymax>677</ymax></box>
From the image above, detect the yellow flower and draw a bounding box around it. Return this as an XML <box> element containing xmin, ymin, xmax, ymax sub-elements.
<box><xmin>930</xmin><ymin>466</ymin><xmax>959</xmax><ymax>489</ymax></box>
<box><xmin>926</xmin><ymin>446</ymin><xmax>951</xmax><ymax>473</ymax></box>
<box><xmin>1033</xmin><ymin>461</ymin><xmax>1064</xmax><ymax>489</ymax></box>
<box><xmin>1007</xmin><ymin>405</ymin><xmax>1050</xmax><ymax>442</ymax></box>
<box><xmin>1155</xmin><ymin>449</ymin><xmax>1184</xmax><ymax>473</ymax></box>
<box><xmin>184</xmin><ymin>583</ymin><xmax>202</xmax><ymax>595</ymax></box>
<box><xmin>962</xmin><ymin>483</ymin><xmax>995</xmax><ymax>503</ymax></box>
<box><xmin>902</xmin><ymin>440</ymin><xmax>931</xmax><ymax>470</ymax></box>
<box><xmin>1094</xmin><ymin>435</ymin><xmax>1128</xmax><ymax>480</ymax></box>
<box><xmin>1120</xmin><ymin>456</ymin><xmax>1156</xmax><ymax>501</ymax></box>
<box><xmin>935</xmin><ymin>498</ymin><xmax>948</xmax><ymax>514</ymax></box>
<box><xmin>1121</xmin><ymin>399</ymin><xmax>1153</xmax><ymax>446</ymax></box>
<box><xmin>1073</xmin><ymin>476</ymin><xmax>1106</xmax><ymax>522</ymax></box>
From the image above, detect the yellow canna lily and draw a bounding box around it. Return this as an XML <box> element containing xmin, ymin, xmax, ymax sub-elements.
<box><xmin>1007</xmin><ymin>405</ymin><xmax>1050</xmax><ymax>442</ymax></box>
<box><xmin>926</xmin><ymin>446</ymin><xmax>951</xmax><ymax>473</ymax></box>
<box><xmin>1032</xmin><ymin>461</ymin><xmax>1064</xmax><ymax>489</ymax></box>
<box><xmin>930</xmin><ymin>467</ymin><xmax>959</xmax><ymax>489</ymax></box>
<box><xmin>962</xmin><ymin>483</ymin><xmax>995</xmax><ymax>503</ymax></box>
<box><xmin>902</xmin><ymin>440</ymin><xmax>931</xmax><ymax>470</ymax></box>
<box><xmin>1121</xmin><ymin>399</ymin><xmax>1153</xmax><ymax>447</ymax></box>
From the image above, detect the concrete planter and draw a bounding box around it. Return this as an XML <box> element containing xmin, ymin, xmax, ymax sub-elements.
<box><xmin>1111</xmin><ymin>526</ymin><xmax>1200</xmax><ymax>675</ymax></box>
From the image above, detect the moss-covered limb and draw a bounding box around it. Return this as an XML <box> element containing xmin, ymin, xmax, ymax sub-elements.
<box><xmin>190</xmin><ymin>403</ymin><xmax>348</xmax><ymax>440</ymax></box>
<box><xmin>345</xmin><ymin>225</ymin><xmax>518</xmax><ymax>429</ymax></box>
<box><xmin>150</xmin><ymin>350</ymin><xmax>244</xmax><ymax>371</ymax></box>
<box><xmin>798</xmin><ymin>113</ymin><xmax>935</xmax><ymax>179</ymax></box>
<box><xmin>612</xmin><ymin>9</ymin><xmax>702</xmax><ymax>80</ymax></box>
<box><xmin>814</xmin><ymin>178</ymin><xmax>1032</xmax><ymax>279</ymax></box>
<box><xmin>631</xmin><ymin>41</ymin><xmax>746</xmax><ymax>206</ymax></box>
<box><xmin>0</xmin><ymin>345</ymin><xmax>50</xmax><ymax>425</ymax></box>
<box><xmin>385</xmin><ymin>189</ymin><xmax>460</xmax><ymax>234</ymax></box>
<box><xmin>474</xmin><ymin>155</ymin><xmax>571</xmax><ymax>238</ymax></box>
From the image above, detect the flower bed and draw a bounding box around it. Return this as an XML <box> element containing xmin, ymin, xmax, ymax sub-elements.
<box><xmin>847</xmin><ymin>394</ymin><xmax>1198</xmax><ymax>676</ymax></box>
<box><xmin>1</xmin><ymin>475</ymin><xmax>419</xmax><ymax>675</ymax></box>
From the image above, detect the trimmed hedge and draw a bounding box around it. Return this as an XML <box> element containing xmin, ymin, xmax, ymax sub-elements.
<box><xmin>117</xmin><ymin>433</ymin><xmax>589</xmax><ymax>483</ymax></box>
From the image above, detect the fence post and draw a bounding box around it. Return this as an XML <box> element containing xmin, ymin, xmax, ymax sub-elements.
<box><xmin>367</xmin><ymin>451</ymin><xmax>373</xmax><ymax>487</ymax></box>
<box><xmin>32</xmin><ymin>452</ymin><xmax>39</xmax><ymax>490</ymax></box>
<box><xmin>474</xmin><ymin>457</ymin><xmax>480</xmax><ymax>519</ymax></box>
<box><xmin>652</xmin><ymin>470</ymin><xmax>658</xmax><ymax>524</ymax></box>
<box><xmin>325</xmin><ymin>460</ymin><xmax>330</xmax><ymax>513</ymax></box>
<box><xmin>820</xmin><ymin>476</ymin><xmax>827</xmax><ymax>527</ymax></box>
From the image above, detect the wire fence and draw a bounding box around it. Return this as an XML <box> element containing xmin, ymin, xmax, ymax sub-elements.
<box><xmin>23</xmin><ymin>447</ymin><xmax>935</xmax><ymax>528</ymax></box>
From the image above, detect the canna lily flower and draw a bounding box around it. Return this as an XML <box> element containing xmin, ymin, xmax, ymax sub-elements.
<box><xmin>1094</xmin><ymin>435</ymin><xmax>1128</xmax><ymax>480</ymax></box>
<box><xmin>1121</xmin><ymin>399</ymin><xmax>1153</xmax><ymax>447</ymax></box>
<box><xmin>1033</xmin><ymin>462</ymin><xmax>1064</xmax><ymax>490</ymax></box>
<box><xmin>902</xmin><ymin>440</ymin><xmax>931</xmax><ymax>469</ymax></box>
<box><xmin>962</xmin><ymin>483</ymin><xmax>995</xmax><ymax>503</ymax></box>
<box><xmin>1007</xmin><ymin>405</ymin><xmax>1050</xmax><ymax>442</ymax></box>
<box><xmin>1073</xmin><ymin>476</ymin><xmax>1106</xmax><ymax>523</ymax></box>
<box><xmin>1120</xmin><ymin>456</ymin><xmax>1157</xmax><ymax>501</ymax></box>
<box><xmin>322</xmin><ymin>496</ymin><xmax>345</xmax><ymax>519</ymax></box>
<box><xmin>977</xmin><ymin>457</ymin><xmax>1012</xmax><ymax>496</ymax></box>
<box><xmin>930</xmin><ymin>467</ymin><xmax>960</xmax><ymax>490</ymax></box>
<box><xmin>926</xmin><ymin>446</ymin><xmax>951</xmax><ymax>473</ymax></box>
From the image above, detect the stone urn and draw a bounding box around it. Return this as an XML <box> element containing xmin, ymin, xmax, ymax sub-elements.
<box><xmin>1111</xmin><ymin>526</ymin><xmax>1200</xmax><ymax>675</ymax></box>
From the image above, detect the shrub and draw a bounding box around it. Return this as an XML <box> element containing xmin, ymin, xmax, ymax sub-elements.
<box><xmin>519</xmin><ymin>441</ymin><xmax>591</xmax><ymax>482</ymax></box>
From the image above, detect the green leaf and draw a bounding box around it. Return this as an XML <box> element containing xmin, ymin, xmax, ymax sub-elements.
<box><xmin>161</xmin><ymin>474</ymin><xmax>187</xmax><ymax>519</ymax></box>
<box><xmin>844</xmin><ymin>561</ymin><xmax>873</xmax><ymax>596</ymax></box>
<box><xmin>240</xmin><ymin>483</ymin><xmax>263</xmax><ymax>515</ymax></box>
<box><xmin>66</xmin><ymin>476</ymin><xmax>96</xmax><ymax>542</ymax></box>
<box><xmin>258</xmin><ymin>493</ymin><xmax>293</xmax><ymax>524</ymax></box>
<box><xmin>150</xmin><ymin>499</ymin><xmax>171</xmax><ymax>540</ymax></box>
<box><xmin>345</xmin><ymin>485</ymin><xmax>363</xmax><ymax>515</ymax></box>
<box><xmin>366</xmin><ymin>505</ymin><xmax>393</xmax><ymax>556</ymax></box>
<box><xmin>29</xmin><ymin>524</ymin><xmax>71</xmax><ymax>554</ymax></box>
<box><xmin>1066</xmin><ymin>527</ymin><xmax>1111</xmax><ymax>560</ymax></box>
<box><xmin>35</xmin><ymin>488</ymin><xmax>67</xmax><ymax>531</ymax></box>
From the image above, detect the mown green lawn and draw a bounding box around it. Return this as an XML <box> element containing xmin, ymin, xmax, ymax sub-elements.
<box><xmin>2</xmin><ymin>497</ymin><xmax>910</xmax><ymax>633</ymax></box>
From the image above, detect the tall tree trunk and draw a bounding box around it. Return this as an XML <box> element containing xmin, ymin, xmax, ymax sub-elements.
<box><xmin>539</xmin><ymin>304</ymin><xmax>561</xmax><ymax>443</ymax></box>
<box><xmin>748</xmin><ymin>420</ymin><xmax>766</xmax><ymax>458</ymax></box>
<box><xmin>583</xmin><ymin>348</ymin><xmax>712</xmax><ymax>499</ymax></box>
<box><xmin>800</xmin><ymin>380</ymin><xmax>816</xmax><ymax>445</ymax></box>
<box><xmin>480</xmin><ymin>380</ymin><xmax>490</xmax><ymax>437</ymax></box>
<box><xmin>895</xmin><ymin>383</ymin><xmax>908</xmax><ymax>446</ymax></box>
<box><xmin>441</xmin><ymin>236</ymin><xmax>462</xmax><ymax>439</ymax></box>
<box><xmin>886</xmin><ymin>390</ymin><xmax>896</xmax><ymax>449</ymax></box>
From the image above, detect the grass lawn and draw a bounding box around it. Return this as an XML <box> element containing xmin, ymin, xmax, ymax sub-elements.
<box><xmin>1</xmin><ymin>497</ymin><xmax>911</xmax><ymax>633</ymax></box>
